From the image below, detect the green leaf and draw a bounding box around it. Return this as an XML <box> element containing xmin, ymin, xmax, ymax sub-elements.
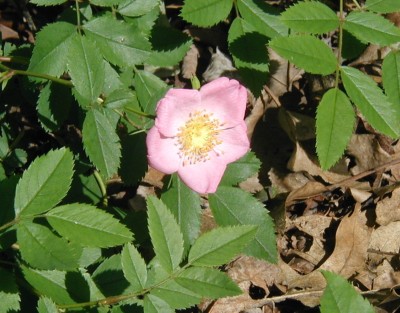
<box><xmin>320</xmin><ymin>271</ymin><xmax>374</xmax><ymax>313</ymax></box>
<box><xmin>344</xmin><ymin>11</ymin><xmax>400</xmax><ymax>46</ymax></box>
<box><xmin>365</xmin><ymin>0</ymin><xmax>400</xmax><ymax>13</ymax></box>
<box><xmin>82</xmin><ymin>109</ymin><xmax>121</xmax><ymax>179</ymax></box>
<box><xmin>341</xmin><ymin>66</ymin><xmax>400</xmax><ymax>138</ymax></box>
<box><xmin>161</xmin><ymin>174</ymin><xmax>202</xmax><ymax>251</ymax></box>
<box><xmin>46</xmin><ymin>203</ymin><xmax>133</xmax><ymax>248</ymax></box>
<box><xmin>0</xmin><ymin>268</ymin><xmax>20</xmax><ymax>313</ymax></box>
<box><xmin>147</xmin><ymin>26</ymin><xmax>192</xmax><ymax>67</ymax></box>
<box><xmin>37</xmin><ymin>297</ymin><xmax>58</xmax><ymax>313</ymax></box>
<box><xmin>181</xmin><ymin>0</ymin><xmax>233</xmax><ymax>27</ymax></box>
<box><xmin>67</xmin><ymin>34</ymin><xmax>105</xmax><ymax>105</ymax></box>
<box><xmin>316</xmin><ymin>88</ymin><xmax>355</xmax><ymax>170</ymax></box>
<box><xmin>188</xmin><ymin>225</ymin><xmax>257</xmax><ymax>266</ymax></box>
<box><xmin>121</xmin><ymin>243</ymin><xmax>147</xmax><ymax>291</ymax></box>
<box><xmin>220</xmin><ymin>151</ymin><xmax>261</xmax><ymax>186</ymax></box>
<box><xmin>83</xmin><ymin>15</ymin><xmax>151</xmax><ymax>67</ymax></box>
<box><xmin>144</xmin><ymin>294</ymin><xmax>174</xmax><ymax>313</ymax></box>
<box><xmin>37</xmin><ymin>82</ymin><xmax>72</xmax><ymax>132</ymax></box>
<box><xmin>269</xmin><ymin>35</ymin><xmax>337</xmax><ymax>75</ymax></box>
<box><xmin>209</xmin><ymin>186</ymin><xmax>277</xmax><ymax>262</ymax></box>
<box><xmin>176</xmin><ymin>267</ymin><xmax>241</xmax><ymax>298</ymax></box>
<box><xmin>15</xmin><ymin>148</ymin><xmax>74</xmax><ymax>216</ymax></box>
<box><xmin>341</xmin><ymin>30</ymin><xmax>367</xmax><ymax>60</ymax></box>
<box><xmin>17</xmin><ymin>221</ymin><xmax>81</xmax><ymax>270</ymax></box>
<box><xmin>118</xmin><ymin>0</ymin><xmax>159</xmax><ymax>17</ymax></box>
<box><xmin>147</xmin><ymin>196</ymin><xmax>184</xmax><ymax>272</ymax></box>
<box><xmin>28</xmin><ymin>22</ymin><xmax>75</xmax><ymax>77</ymax></box>
<box><xmin>30</xmin><ymin>0</ymin><xmax>66</xmax><ymax>5</ymax></box>
<box><xmin>382</xmin><ymin>50</ymin><xmax>400</xmax><ymax>105</ymax></box>
<box><xmin>90</xmin><ymin>0</ymin><xmax>125</xmax><ymax>6</ymax></box>
<box><xmin>280</xmin><ymin>1</ymin><xmax>339</xmax><ymax>34</ymax></box>
<box><xmin>237</xmin><ymin>0</ymin><xmax>288</xmax><ymax>38</ymax></box>
<box><xmin>105</xmin><ymin>88</ymin><xmax>138</xmax><ymax>109</ymax></box>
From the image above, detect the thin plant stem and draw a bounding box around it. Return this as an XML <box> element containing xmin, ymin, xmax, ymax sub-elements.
<box><xmin>75</xmin><ymin>0</ymin><xmax>82</xmax><ymax>33</ymax></box>
<box><xmin>0</xmin><ymin>218</ymin><xmax>19</xmax><ymax>233</ymax></box>
<box><xmin>93</xmin><ymin>170</ymin><xmax>108</xmax><ymax>207</ymax></box>
<box><xmin>352</xmin><ymin>0</ymin><xmax>362</xmax><ymax>10</ymax></box>
<box><xmin>124</xmin><ymin>106</ymin><xmax>156</xmax><ymax>119</ymax></box>
<box><xmin>334</xmin><ymin>0</ymin><xmax>344</xmax><ymax>89</ymax></box>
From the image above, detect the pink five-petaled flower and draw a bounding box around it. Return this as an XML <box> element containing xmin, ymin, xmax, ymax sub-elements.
<box><xmin>146</xmin><ymin>77</ymin><xmax>250</xmax><ymax>194</ymax></box>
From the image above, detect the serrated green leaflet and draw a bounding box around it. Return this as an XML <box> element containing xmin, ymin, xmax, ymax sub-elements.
<box><xmin>188</xmin><ymin>225</ymin><xmax>257</xmax><ymax>266</ymax></box>
<box><xmin>237</xmin><ymin>0</ymin><xmax>288</xmax><ymax>38</ymax></box>
<box><xmin>17</xmin><ymin>221</ymin><xmax>81</xmax><ymax>270</ymax></box>
<box><xmin>176</xmin><ymin>267</ymin><xmax>241</xmax><ymax>298</ymax></box>
<box><xmin>121</xmin><ymin>243</ymin><xmax>147</xmax><ymax>291</ymax></box>
<box><xmin>118</xmin><ymin>0</ymin><xmax>158</xmax><ymax>17</ymax></box>
<box><xmin>0</xmin><ymin>268</ymin><xmax>20</xmax><ymax>313</ymax></box>
<box><xmin>161</xmin><ymin>174</ymin><xmax>201</xmax><ymax>251</ymax></box>
<box><xmin>269</xmin><ymin>35</ymin><xmax>337</xmax><ymax>75</ymax></box>
<box><xmin>147</xmin><ymin>196</ymin><xmax>184</xmax><ymax>273</ymax></box>
<box><xmin>220</xmin><ymin>151</ymin><xmax>261</xmax><ymax>186</ymax></box>
<box><xmin>320</xmin><ymin>271</ymin><xmax>374</xmax><ymax>313</ymax></box>
<box><xmin>28</xmin><ymin>22</ymin><xmax>75</xmax><ymax>77</ymax></box>
<box><xmin>365</xmin><ymin>0</ymin><xmax>400</xmax><ymax>13</ymax></box>
<box><xmin>209</xmin><ymin>186</ymin><xmax>277</xmax><ymax>262</ymax></box>
<box><xmin>147</xmin><ymin>26</ymin><xmax>192</xmax><ymax>67</ymax></box>
<box><xmin>105</xmin><ymin>88</ymin><xmax>138</xmax><ymax>109</ymax></box>
<box><xmin>15</xmin><ymin>148</ymin><xmax>73</xmax><ymax>217</ymax></box>
<box><xmin>341</xmin><ymin>66</ymin><xmax>400</xmax><ymax>138</ymax></box>
<box><xmin>37</xmin><ymin>82</ymin><xmax>72</xmax><ymax>132</ymax></box>
<box><xmin>29</xmin><ymin>0</ymin><xmax>66</xmax><ymax>6</ymax></box>
<box><xmin>181</xmin><ymin>0</ymin><xmax>233</xmax><ymax>27</ymax></box>
<box><xmin>67</xmin><ymin>34</ymin><xmax>105</xmax><ymax>105</ymax></box>
<box><xmin>46</xmin><ymin>203</ymin><xmax>133</xmax><ymax>247</ymax></box>
<box><xmin>82</xmin><ymin>109</ymin><xmax>121</xmax><ymax>179</ymax></box>
<box><xmin>89</xmin><ymin>0</ymin><xmax>125</xmax><ymax>6</ymax></box>
<box><xmin>382</xmin><ymin>51</ymin><xmax>400</xmax><ymax>105</ymax></box>
<box><xmin>316</xmin><ymin>89</ymin><xmax>355</xmax><ymax>170</ymax></box>
<box><xmin>83</xmin><ymin>15</ymin><xmax>151</xmax><ymax>67</ymax></box>
<box><xmin>37</xmin><ymin>297</ymin><xmax>58</xmax><ymax>313</ymax></box>
<box><xmin>344</xmin><ymin>11</ymin><xmax>400</xmax><ymax>46</ymax></box>
<box><xmin>281</xmin><ymin>1</ymin><xmax>339</xmax><ymax>34</ymax></box>
<box><xmin>144</xmin><ymin>294</ymin><xmax>174</xmax><ymax>313</ymax></box>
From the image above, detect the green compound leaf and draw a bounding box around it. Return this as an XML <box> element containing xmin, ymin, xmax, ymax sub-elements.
<box><xmin>341</xmin><ymin>66</ymin><xmax>400</xmax><ymax>138</ymax></box>
<box><xmin>67</xmin><ymin>34</ymin><xmax>105</xmax><ymax>105</ymax></box>
<box><xmin>29</xmin><ymin>0</ymin><xmax>66</xmax><ymax>5</ymax></box>
<box><xmin>83</xmin><ymin>15</ymin><xmax>151</xmax><ymax>67</ymax></box>
<box><xmin>147</xmin><ymin>196</ymin><xmax>184</xmax><ymax>273</ymax></box>
<box><xmin>161</xmin><ymin>174</ymin><xmax>202</xmax><ymax>252</ymax></box>
<box><xmin>280</xmin><ymin>1</ymin><xmax>339</xmax><ymax>34</ymax></box>
<box><xmin>46</xmin><ymin>203</ymin><xmax>133</xmax><ymax>248</ymax></box>
<box><xmin>0</xmin><ymin>268</ymin><xmax>20</xmax><ymax>313</ymax></box>
<box><xmin>176</xmin><ymin>267</ymin><xmax>241</xmax><ymax>299</ymax></box>
<box><xmin>118</xmin><ymin>0</ymin><xmax>159</xmax><ymax>17</ymax></box>
<box><xmin>365</xmin><ymin>0</ymin><xmax>400</xmax><ymax>13</ymax></box>
<box><xmin>181</xmin><ymin>0</ymin><xmax>233</xmax><ymax>27</ymax></box>
<box><xmin>105</xmin><ymin>88</ymin><xmax>138</xmax><ymax>109</ymax></box>
<box><xmin>220</xmin><ymin>151</ymin><xmax>261</xmax><ymax>186</ymax></box>
<box><xmin>121</xmin><ymin>243</ymin><xmax>147</xmax><ymax>292</ymax></box>
<box><xmin>269</xmin><ymin>35</ymin><xmax>337</xmax><ymax>75</ymax></box>
<box><xmin>17</xmin><ymin>221</ymin><xmax>81</xmax><ymax>270</ymax></box>
<box><xmin>344</xmin><ymin>11</ymin><xmax>400</xmax><ymax>46</ymax></box>
<box><xmin>144</xmin><ymin>294</ymin><xmax>174</xmax><ymax>313</ymax></box>
<box><xmin>209</xmin><ymin>186</ymin><xmax>277</xmax><ymax>262</ymax></box>
<box><xmin>89</xmin><ymin>0</ymin><xmax>125</xmax><ymax>6</ymax></box>
<box><xmin>188</xmin><ymin>225</ymin><xmax>257</xmax><ymax>267</ymax></box>
<box><xmin>237</xmin><ymin>0</ymin><xmax>288</xmax><ymax>38</ymax></box>
<box><xmin>28</xmin><ymin>22</ymin><xmax>75</xmax><ymax>77</ymax></box>
<box><xmin>147</xmin><ymin>26</ymin><xmax>192</xmax><ymax>67</ymax></box>
<box><xmin>382</xmin><ymin>51</ymin><xmax>400</xmax><ymax>105</ymax></box>
<box><xmin>15</xmin><ymin>148</ymin><xmax>74</xmax><ymax>217</ymax></box>
<box><xmin>320</xmin><ymin>271</ymin><xmax>374</xmax><ymax>313</ymax></box>
<box><xmin>82</xmin><ymin>109</ymin><xmax>121</xmax><ymax>179</ymax></box>
<box><xmin>316</xmin><ymin>88</ymin><xmax>355</xmax><ymax>170</ymax></box>
<box><xmin>37</xmin><ymin>297</ymin><xmax>58</xmax><ymax>313</ymax></box>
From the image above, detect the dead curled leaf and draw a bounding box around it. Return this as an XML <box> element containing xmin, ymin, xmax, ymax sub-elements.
<box><xmin>376</xmin><ymin>187</ymin><xmax>400</xmax><ymax>226</ymax></box>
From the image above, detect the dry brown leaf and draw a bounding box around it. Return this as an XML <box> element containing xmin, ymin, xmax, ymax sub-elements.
<box><xmin>320</xmin><ymin>203</ymin><xmax>371</xmax><ymax>278</ymax></box>
<box><xmin>279</xmin><ymin>109</ymin><xmax>316</xmax><ymax>142</ymax></box>
<box><xmin>369</xmin><ymin>221</ymin><xmax>400</xmax><ymax>255</ymax></box>
<box><xmin>0</xmin><ymin>24</ymin><xmax>19</xmax><ymax>40</ymax></box>
<box><xmin>181</xmin><ymin>44</ymin><xmax>199</xmax><ymax>79</ymax></box>
<box><xmin>285</xmin><ymin>181</ymin><xmax>327</xmax><ymax>208</ymax></box>
<box><xmin>373</xmin><ymin>260</ymin><xmax>400</xmax><ymax>290</ymax></box>
<box><xmin>376</xmin><ymin>188</ymin><xmax>400</xmax><ymax>226</ymax></box>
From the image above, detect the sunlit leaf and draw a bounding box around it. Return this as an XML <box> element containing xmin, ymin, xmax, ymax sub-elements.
<box><xmin>365</xmin><ymin>0</ymin><xmax>400</xmax><ymax>13</ymax></box>
<box><xmin>121</xmin><ymin>243</ymin><xmax>147</xmax><ymax>291</ymax></box>
<box><xmin>144</xmin><ymin>294</ymin><xmax>174</xmax><ymax>313</ymax></box>
<box><xmin>382</xmin><ymin>50</ymin><xmax>400</xmax><ymax>105</ymax></box>
<box><xmin>118</xmin><ymin>0</ymin><xmax>159</xmax><ymax>17</ymax></box>
<box><xmin>30</xmin><ymin>0</ymin><xmax>66</xmax><ymax>4</ymax></box>
<box><xmin>181</xmin><ymin>0</ymin><xmax>233</xmax><ymax>27</ymax></box>
<box><xmin>37</xmin><ymin>297</ymin><xmax>58</xmax><ymax>313</ymax></box>
<box><xmin>89</xmin><ymin>0</ymin><xmax>125</xmax><ymax>6</ymax></box>
<box><xmin>220</xmin><ymin>151</ymin><xmax>261</xmax><ymax>186</ymax></box>
<box><xmin>0</xmin><ymin>268</ymin><xmax>20</xmax><ymax>313</ymax></box>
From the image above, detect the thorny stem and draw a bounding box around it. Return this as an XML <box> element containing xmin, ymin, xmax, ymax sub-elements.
<box><xmin>93</xmin><ymin>170</ymin><xmax>108</xmax><ymax>207</ymax></box>
<box><xmin>334</xmin><ymin>0</ymin><xmax>344</xmax><ymax>89</ymax></box>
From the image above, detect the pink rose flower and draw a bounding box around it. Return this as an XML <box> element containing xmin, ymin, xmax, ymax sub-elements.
<box><xmin>146</xmin><ymin>77</ymin><xmax>250</xmax><ymax>194</ymax></box>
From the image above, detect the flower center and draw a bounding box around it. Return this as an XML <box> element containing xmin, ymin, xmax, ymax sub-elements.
<box><xmin>176</xmin><ymin>110</ymin><xmax>223</xmax><ymax>165</ymax></box>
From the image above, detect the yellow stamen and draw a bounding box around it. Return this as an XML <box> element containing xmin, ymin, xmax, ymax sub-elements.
<box><xmin>176</xmin><ymin>110</ymin><xmax>223</xmax><ymax>165</ymax></box>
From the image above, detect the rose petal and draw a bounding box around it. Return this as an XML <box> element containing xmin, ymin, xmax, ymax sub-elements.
<box><xmin>146</xmin><ymin>127</ymin><xmax>181</xmax><ymax>174</ymax></box>
<box><xmin>217</xmin><ymin>121</ymin><xmax>250</xmax><ymax>164</ymax></box>
<box><xmin>178</xmin><ymin>158</ymin><xmax>227</xmax><ymax>194</ymax></box>
<box><xmin>200</xmin><ymin>77</ymin><xmax>247</xmax><ymax>126</ymax></box>
<box><xmin>155</xmin><ymin>89</ymin><xmax>201</xmax><ymax>137</ymax></box>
